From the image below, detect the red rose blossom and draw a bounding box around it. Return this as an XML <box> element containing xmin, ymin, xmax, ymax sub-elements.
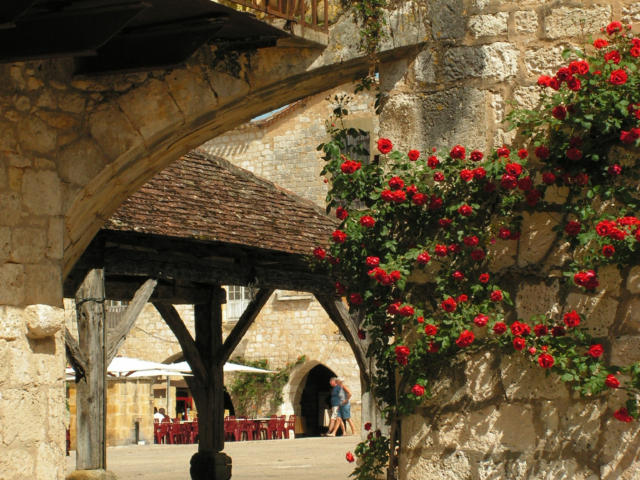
<box><xmin>411</xmin><ymin>384</ymin><xmax>425</xmax><ymax>396</ymax></box>
<box><xmin>608</xmin><ymin>164</ymin><xmax>622</xmax><ymax>176</ymax></box>
<box><xmin>357</xmin><ymin>329</ymin><xmax>366</xmax><ymax>340</ymax></box>
<box><xmin>609</xmin><ymin>69</ymin><xmax>628</xmax><ymax>85</ymax></box>
<box><xmin>538</xmin><ymin>353</ymin><xmax>554</xmax><ymax>369</ymax></box>
<box><xmin>439</xmin><ymin>218</ymin><xmax>453</xmax><ymax>228</ymax></box>
<box><xmin>500</xmin><ymin>174</ymin><xmax>518</xmax><ymax>190</ymax></box>
<box><xmin>450</xmin><ymin>145</ymin><xmax>466</xmax><ymax>159</ymax></box>
<box><xmin>332</xmin><ymin>230</ymin><xmax>347</xmax><ymax>243</ymax></box>
<box><xmin>470</xmin><ymin>150</ymin><xmax>484</xmax><ymax>162</ymax></box>
<box><xmin>377</xmin><ymin>138</ymin><xmax>393</xmax><ymax>154</ymax></box>
<box><xmin>433</xmin><ymin>172</ymin><xmax>445</xmax><ymax>182</ymax></box>
<box><xmin>473</xmin><ymin>167</ymin><xmax>487</xmax><ymax>180</ymax></box>
<box><xmin>586</xmin><ymin>344</ymin><xmax>604</xmax><ymax>358</ymax></box>
<box><xmin>479</xmin><ymin>273</ymin><xmax>490</xmax><ymax>283</ymax></box>
<box><xmin>474</xmin><ymin>314</ymin><xmax>489</xmax><ymax>327</ymax></box>
<box><xmin>566</xmin><ymin>147</ymin><xmax>583</xmax><ymax>161</ymax></box>
<box><xmin>360</xmin><ymin>215</ymin><xmax>376</xmax><ymax>228</ymax></box>
<box><xmin>349</xmin><ymin>293</ymin><xmax>363</xmax><ymax>305</ymax></box>
<box><xmin>490</xmin><ymin>290</ymin><xmax>503</xmax><ymax>302</ymax></box>
<box><xmin>542</xmin><ymin>172</ymin><xmax>556</xmax><ymax>184</ymax></box>
<box><xmin>602</xmin><ymin>244</ymin><xmax>615</xmax><ymax>257</ymax></box>
<box><xmin>605</xmin><ymin>374</ymin><xmax>620</xmax><ymax>389</ymax></box>
<box><xmin>552</xmin><ymin>105</ymin><xmax>567</xmax><ymax>120</ymax></box>
<box><xmin>496</xmin><ymin>146</ymin><xmax>510</xmax><ymax>157</ymax></box>
<box><xmin>455</xmin><ymin>330</ymin><xmax>475</xmax><ymax>348</ymax></box>
<box><xmin>389</xmin><ymin>176</ymin><xmax>404</xmax><ymax>190</ymax></box>
<box><xmin>395</xmin><ymin>345</ymin><xmax>410</xmax><ymax>365</ymax></box>
<box><xmin>573</xmin><ymin>270</ymin><xmax>599</xmax><ymax>290</ymax></box>
<box><xmin>604</xmin><ymin>50</ymin><xmax>621</xmax><ymax>64</ymax></box>
<box><xmin>435</xmin><ymin>245</ymin><xmax>448</xmax><ymax>257</ymax></box>
<box><xmin>534</xmin><ymin>324</ymin><xmax>548</xmax><ymax>337</ymax></box>
<box><xmin>593</xmin><ymin>38</ymin><xmax>609</xmax><ymax>49</ymax></box>
<box><xmin>493</xmin><ymin>322</ymin><xmax>507</xmax><ymax>335</ymax></box>
<box><xmin>452</xmin><ymin>270</ymin><xmax>465</xmax><ymax>281</ymax></box>
<box><xmin>563</xmin><ymin>310</ymin><xmax>581</xmax><ymax>328</ymax></box>
<box><xmin>517</xmin><ymin>149</ymin><xmax>528</xmax><ymax>159</ymax></box>
<box><xmin>412</xmin><ymin>193</ymin><xmax>428</xmax><ymax>206</ymax></box>
<box><xmin>460</xmin><ymin>169</ymin><xmax>474</xmax><ymax>182</ymax></box>
<box><xmin>458</xmin><ymin>204</ymin><xmax>473</xmax><ymax>216</ymax></box>
<box><xmin>513</xmin><ymin>336</ymin><xmax>526</xmax><ymax>351</ymax></box>
<box><xmin>340</xmin><ymin>159</ymin><xmax>362</xmax><ymax>174</ymax></box>
<box><xmin>364</xmin><ymin>422</ymin><xmax>371</xmax><ymax>431</ymax></box>
<box><xmin>427</xmin><ymin>155</ymin><xmax>439</xmax><ymax>169</ymax></box>
<box><xmin>551</xmin><ymin>325</ymin><xmax>566</xmax><ymax>337</ymax></box>
<box><xmin>606</xmin><ymin>21</ymin><xmax>622</xmax><ymax>35</ymax></box>
<box><xmin>498</xmin><ymin>228</ymin><xmax>511</xmax><ymax>240</ymax></box>
<box><xmin>313</xmin><ymin>247</ymin><xmax>326</xmax><ymax>260</ymax></box>
<box><xmin>535</xmin><ymin>146</ymin><xmax>551</xmax><ymax>159</ymax></box>
<box><xmin>399</xmin><ymin>305</ymin><xmax>415</xmax><ymax>317</ymax></box>
<box><xmin>417</xmin><ymin>251</ymin><xmax>431</xmax><ymax>264</ymax></box>
<box><xmin>346</xmin><ymin>452</ymin><xmax>355</xmax><ymax>463</ymax></box>
<box><xmin>470</xmin><ymin>249</ymin><xmax>485</xmax><ymax>261</ymax></box>
<box><xmin>408</xmin><ymin>149</ymin><xmax>420</xmax><ymax>161</ymax></box>
<box><xmin>424</xmin><ymin>324</ymin><xmax>437</xmax><ymax>336</ymax></box>
<box><xmin>614</xmin><ymin>408</ymin><xmax>633</xmax><ymax>423</ymax></box>
<box><xmin>565</xmin><ymin>221</ymin><xmax>581</xmax><ymax>236</ymax></box>
<box><xmin>441</xmin><ymin>297</ymin><xmax>457</xmax><ymax>312</ymax></box>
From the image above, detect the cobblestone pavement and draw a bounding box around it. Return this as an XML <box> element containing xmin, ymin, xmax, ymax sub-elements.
<box><xmin>66</xmin><ymin>436</ymin><xmax>361</xmax><ymax>479</ymax></box>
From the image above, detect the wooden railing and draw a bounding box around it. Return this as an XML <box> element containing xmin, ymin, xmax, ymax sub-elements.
<box><xmin>227</xmin><ymin>0</ymin><xmax>329</xmax><ymax>32</ymax></box>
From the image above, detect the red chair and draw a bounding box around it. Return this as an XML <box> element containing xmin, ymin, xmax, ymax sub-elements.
<box><xmin>224</xmin><ymin>417</ymin><xmax>241</xmax><ymax>441</ymax></box>
<box><xmin>283</xmin><ymin>415</ymin><xmax>296</xmax><ymax>439</ymax></box>
<box><xmin>168</xmin><ymin>422</ymin><xmax>183</xmax><ymax>444</ymax></box>
<box><xmin>154</xmin><ymin>421</ymin><xmax>170</xmax><ymax>444</ymax></box>
<box><xmin>260</xmin><ymin>415</ymin><xmax>282</xmax><ymax>440</ymax></box>
<box><xmin>237</xmin><ymin>419</ymin><xmax>258</xmax><ymax>441</ymax></box>
<box><xmin>191</xmin><ymin>420</ymin><xmax>199</xmax><ymax>443</ymax></box>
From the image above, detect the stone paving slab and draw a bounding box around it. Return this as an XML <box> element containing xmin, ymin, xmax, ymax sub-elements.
<box><xmin>66</xmin><ymin>436</ymin><xmax>360</xmax><ymax>480</ymax></box>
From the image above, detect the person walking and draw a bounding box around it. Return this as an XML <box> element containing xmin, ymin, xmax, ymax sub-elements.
<box><xmin>337</xmin><ymin>379</ymin><xmax>355</xmax><ymax>435</ymax></box>
<box><xmin>326</xmin><ymin>377</ymin><xmax>345</xmax><ymax>436</ymax></box>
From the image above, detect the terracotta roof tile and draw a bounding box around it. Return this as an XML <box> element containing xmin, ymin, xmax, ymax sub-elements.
<box><xmin>104</xmin><ymin>150</ymin><xmax>336</xmax><ymax>256</ymax></box>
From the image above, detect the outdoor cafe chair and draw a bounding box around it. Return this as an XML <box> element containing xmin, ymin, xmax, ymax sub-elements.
<box><xmin>260</xmin><ymin>415</ymin><xmax>280</xmax><ymax>440</ymax></box>
<box><xmin>168</xmin><ymin>421</ymin><xmax>184</xmax><ymax>444</ymax></box>
<box><xmin>224</xmin><ymin>416</ymin><xmax>241</xmax><ymax>441</ymax></box>
<box><xmin>238</xmin><ymin>418</ymin><xmax>257</xmax><ymax>441</ymax></box>
<box><xmin>154</xmin><ymin>421</ymin><xmax>170</xmax><ymax>444</ymax></box>
<box><xmin>282</xmin><ymin>414</ymin><xmax>296</xmax><ymax>439</ymax></box>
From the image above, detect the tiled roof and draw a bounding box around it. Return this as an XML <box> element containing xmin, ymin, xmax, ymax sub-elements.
<box><xmin>104</xmin><ymin>150</ymin><xmax>336</xmax><ymax>256</ymax></box>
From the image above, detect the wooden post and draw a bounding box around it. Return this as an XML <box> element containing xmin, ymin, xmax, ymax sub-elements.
<box><xmin>75</xmin><ymin>269</ymin><xmax>107</xmax><ymax>471</ymax></box>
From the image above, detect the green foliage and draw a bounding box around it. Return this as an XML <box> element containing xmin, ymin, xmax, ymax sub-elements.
<box><xmin>229</xmin><ymin>356</ymin><xmax>305</xmax><ymax>418</ymax></box>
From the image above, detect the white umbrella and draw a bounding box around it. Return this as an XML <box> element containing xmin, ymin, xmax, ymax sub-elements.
<box><xmin>169</xmin><ymin>361</ymin><xmax>275</xmax><ymax>374</ymax></box>
<box><xmin>65</xmin><ymin>356</ymin><xmax>189</xmax><ymax>379</ymax></box>
<box><xmin>125</xmin><ymin>369</ymin><xmax>193</xmax><ymax>378</ymax></box>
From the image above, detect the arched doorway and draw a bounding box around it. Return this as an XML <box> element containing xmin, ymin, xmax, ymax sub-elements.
<box><xmin>299</xmin><ymin>364</ymin><xmax>336</xmax><ymax>436</ymax></box>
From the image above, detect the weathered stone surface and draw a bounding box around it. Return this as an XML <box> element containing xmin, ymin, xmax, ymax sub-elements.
<box><xmin>513</xmin><ymin>86</ymin><xmax>541</xmax><ymax>110</ymax></box>
<box><xmin>464</xmin><ymin>350</ymin><xmax>501</xmax><ymax>402</ymax></box>
<box><xmin>518</xmin><ymin>211</ymin><xmax>558</xmax><ymax>266</ymax></box>
<box><xmin>0</xmin><ymin>446</ymin><xmax>35</xmax><ymax>478</ymax></box>
<box><xmin>622</xmin><ymin>298</ymin><xmax>640</xmax><ymax>333</ymax></box>
<box><xmin>57</xmin><ymin>138</ymin><xmax>108</xmax><ymax>187</ymax></box>
<box><xmin>429</xmin><ymin>0</ymin><xmax>465</xmax><ymax>40</ymax></box>
<box><xmin>468</xmin><ymin>13</ymin><xmax>508</xmax><ymax>37</ymax></box>
<box><xmin>17</xmin><ymin>116</ymin><xmax>57</xmax><ymax>154</ymax></box>
<box><xmin>21</xmin><ymin>169</ymin><xmax>62</xmax><ymax>216</ymax></box>
<box><xmin>382</xmin><ymin>2</ymin><xmax>430</xmax><ymax>50</ymax></box>
<box><xmin>610</xmin><ymin>335</ymin><xmax>640</xmax><ymax>365</ymax></box>
<box><xmin>560</xmin><ymin>400</ymin><xmax>604</xmax><ymax>453</ymax></box>
<box><xmin>0</xmin><ymin>306</ymin><xmax>25</xmax><ymax>340</ymax></box>
<box><xmin>402</xmin><ymin>413</ymin><xmax>435</xmax><ymax>451</ymax></box>
<box><xmin>544</xmin><ymin>185</ymin><xmax>570</xmax><ymax>204</ymax></box>
<box><xmin>544</xmin><ymin>6</ymin><xmax>612</xmax><ymax>39</ymax></box>
<box><xmin>403</xmin><ymin>450</ymin><xmax>472</xmax><ymax>480</ymax></box>
<box><xmin>0</xmin><ymin>226</ymin><xmax>10</xmax><ymax>262</ymax></box>
<box><xmin>524</xmin><ymin>45</ymin><xmax>570</xmax><ymax>75</ymax></box>
<box><xmin>24</xmin><ymin>304</ymin><xmax>63</xmax><ymax>339</ymax></box>
<box><xmin>0</xmin><ymin>263</ymin><xmax>25</xmax><ymax>305</ymax></box>
<box><xmin>66</xmin><ymin>469</ymin><xmax>117</xmax><ymax>480</ymax></box>
<box><xmin>24</xmin><ymin>263</ymin><xmax>62</xmax><ymax>306</ymax></box>
<box><xmin>89</xmin><ymin>105</ymin><xmax>144</xmax><ymax>161</ymax></box>
<box><xmin>165</xmin><ymin>68</ymin><xmax>218</xmax><ymax>119</ymax></box>
<box><xmin>627</xmin><ymin>266</ymin><xmax>640</xmax><ymax>294</ymax></box>
<box><xmin>11</xmin><ymin>226</ymin><xmax>47</xmax><ymax>263</ymax></box>
<box><xmin>209</xmin><ymin>71</ymin><xmax>250</xmax><ymax>103</ymax></box>
<box><xmin>598</xmin><ymin>264</ymin><xmax>622</xmax><ymax>297</ymax></box>
<box><xmin>444</xmin><ymin>43</ymin><xmax>519</xmax><ymax>81</ymax></box>
<box><xmin>516</xmin><ymin>279</ymin><xmax>561</xmax><ymax>321</ymax></box>
<box><xmin>565</xmin><ymin>292</ymin><xmax>618</xmax><ymax>337</ymax></box>
<box><xmin>412</xmin><ymin>49</ymin><xmax>437</xmax><ymax>85</ymax></box>
<box><xmin>622</xmin><ymin>3</ymin><xmax>640</xmax><ymax>23</ymax></box>
<box><xmin>600</xmin><ymin>414</ymin><xmax>640</xmax><ymax>465</ymax></box>
<box><xmin>514</xmin><ymin>10</ymin><xmax>539</xmax><ymax>34</ymax></box>
<box><xmin>468</xmin><ymin>403</ymin><xmax>536</xmax><ymax>452</ymax></box>
<box><xmin>46</xmin><ymin>217</ymin><xmax>64</xmax><ymax>261</ymax></box>
<box><xmin>488</xmin><ymin>238</ymin><xmax>517</xmax><ymax>271</ymax></box>
<box><xmin>500</xmin><ymin>355</ymin><xmax>569</xmax><ymax>401</ymax></box>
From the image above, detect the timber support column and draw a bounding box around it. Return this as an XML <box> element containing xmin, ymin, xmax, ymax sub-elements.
<box><xmin>68</xmin><ymin>268</ymin><xmax>115</xmax><ymax>480</ymax></box>
<box><xmin>190</xmin><ymin>286</ymin><xmax>231</xmax><ymax>480</ymax></box>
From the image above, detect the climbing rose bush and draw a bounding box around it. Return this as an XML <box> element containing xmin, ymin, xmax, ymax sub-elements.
<box><xmin>316</xmin><ymin>21</ymin><xmax>640</xmax><ymax>480</ymax></box>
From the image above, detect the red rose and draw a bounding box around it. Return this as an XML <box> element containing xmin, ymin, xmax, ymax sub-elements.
<box><xmin>429</xmin><ymin>195</ymin><xmax>443</xmax><ymax>210</ymax></box>
<box><xmin>493</xmin><ymin>322</ymin><xmax>507</xmax><ymax>335</ymax></box>
<box><xmin>497</xmin><ymin>146</ymin><xmax>510</xmax><ymax>157</ymax></box>
<box><xmin>364</xmin><ymin>422</ymin><xmax>371</xmax><ymax>431</ymax></box>
<box><xmin>542</xmin><ymin>172</ymin><xmax>556</xmax><ymax>184</ymax></box>
<box><xmin>433</xmin><ymin>172</ymin><xmax>445</xmax><ymax>182</ymax></box>
<box><xmin>573</xmin><ymin>270</ymin><xmax>599</xmax><ymax>290</ymax></box>
<box><xmin>340</xmin><ymin>159</ymin><xmax>362</xmax><ymax>174</ymax></box>
<box><xmin>455</xmin><ymin>329</ymin><xmax>475</xmax><ymax>348</ymax></box>
<box><xmin>349</xmin><ymin>293</ymin><xmax>363</xmax><ymax>305</ymax></box>
<box><xmin>424</xmin><ymin>324</ymin><xmax>438</xmax><ymax>336</ymax></box>
<box><xmin>563</xmin><ymin>310</ymin><xmax>581</xmax><ymax>328</ymax></box>
<box><xmin>460</xmin><ymin>169</ymin><xmax>474</xmax><ymax>182</ymax></box>
<box><xmin>538</xmin><ymin>353</ymin><xmax>555</xmax><ymax>369</ymax></box>
<box><xmin>360</xmin><ymin>215</ymin><xmax>376</xmax><ymax>228</ymax></box>
<box><xmin>313</xmin><ymin>247</ymin><xmax>326</xmax><ymax>260</ymax></box>
<box><xmin>470</xmin><ymin>150</ymin><xmax>484</xmax><ymax>162</ymax></box>
<box><xmin>450</xmin><ymin>145</ymin><xmax>466</xmax><ymax>159</ymax></box>
<box><xmin>335</xmin><ymin>281</ymin><xmax>346</xmax><ymax>295</ymax></box>
<box><xmin>377</xmin><ymin>138</ymin><xmax>393</xmax><ymax>154</ymax></box>
<box><xmin>448</xmin><ymin>244</ymin><xmax>460</xmax><ymax>255</ymax></box>
<box><xmin>535</xmin><ymin>146</ymin><xmax>550</xmax><ymax>159</ymax></box>
<box><xmin>470</xmin><ymin>249</ymin><xmax>485</xmax><ymax>261</ymax></box>
<box><xmin>395</xmin><ymin>345</ymin><xmax>410</xmax><ymax>365</ymax></box>
<box><xmin>357</xmin><ymin>329</ymin><xmax>366</xmax><ymax>340</ymax></box>
<box><xmin>332</xmin><ymin>230</ymin><xmax>347</xmax><ymax>243</ymax></box>
<box><xmin>517</xmin><ymin>149</ymin><xmax>528</xmax><ymax>159</ymax></box>
<box><xmin>336</xmin><ymin>206</ymin><xmax>348</xmax><ymax>220</ymax></box>
<box><xmin>387</xmin><ymin>302</ymin><xmax>401</xmax><ymax>315</ymax></box>
<box><xmin>605</xmin><ymin>374</ymin><xmax>620</xmax><ymax>389</ymax></box>
<box><xmin>479</xmin><ymin>273</ymin><xmax>490</xmax><ymax>283</ymax></box>
<box><xmin>366</xmin><ymin>256</ymin><xmax>379</xmax><ymax>267</ymax></box>
<box><xmin>551</xmin><ymin>325</ymin><xmax>566</xmax><ymax>337</ymax></box>
<box><xmin>498</xmin><ymin>228</ymin><xmax>511</xmax><ymax>240</ymax></box>
<box><xmin>593</xmin><ymin>38</ymin><xmax>609</xmax><ymax>49</ymax></box>
<box><xmin>534</xmin><ymin>324</ymin><xmax>548</xmax><ymax>337</ymax></box>
<box><xmin>596</xmin><ymin>220</ymin><xmax>615</xmax><ymax>236</ymax></box>
<box><xmin>473</xmin><ymin>167</ymin><xmax>487</xmax><ymax>180</ymax></box>
<box><xmin>435</xmin><ymin>244</ymin><xmax>448</xmax><ymax>257</ymax></box>
<box><xmin>399</xmin><ymin>305</ymin><xmax>415</xmax><ymax>317</ymax></box>
<box><xmin>411</xmin><ymin>384</ymin><xmax>425</xmax><ymax>396</ymax></box>
<box><xmin>452</xmin><ymin>270</ymin><xmax>465</xmax><ymax>281</ymax></box>
<box><xmin>631</xmin><ymin>46</ymin><xmax>640</xmax><ymax>58</ymax></box>
<box><xmin>389</xmin><ymin>271</ymin><xmax>401</xmax><ymax>282</ymax></box>
<box><xmin>505</xmin><ymin>163</ymin><xmax>523</xmax><ymax>177</ymax></box>
<box><xmin>510</xmin><ymin>321</ymin><xmax>528</xmax><ymax>336</ymax></box>
<box><xmin>614</xmin><ymin>408</ymin><xmax>633</xmax><ymax>423</ymax></box>
<box><xmin>552</xmin><ymin>105</ymin><xmax>567</xmax><ymax>120</ymax></box>
<box><xmin>608</xmin><ymin>164</ymin><xmax>622</xmax><ymax>176</ymax></box>
<box><xmin>417</xmin><ymin>251</ymin><xmax>431</xmax><ymax>264</ymax></box>
<box><xmin>389</xmin><ymin>176</ymin><xmax>404</xmax><ymax>190</ymax></box>
<box><xmin>569</xmin><ymin>60</ymin><xmax>590</xmax><ymax>75</ymax></box>
<box><xmin>457</xmin><ymin>294</ymin><xmax>468</xmax><ymax>303</ymax></box>
<box><xmin>408</xmin><ymin>149</ymin><xmax>420</xmax><ymax>161</ymax></box>
<box><xmin>602</xmin><ymin>244</ymin><xmax>615</xmax><ymax>257</ymax></box>
<box><xmin>346</xmin><ymin>451</ymin><xmax>355</xmax><ymax>463</ymax></box>
<box><xmin>474</xmin><ymin>314</ymin><xmax>488</xmax><ymax>327</ymax></box>
<box><xmin>417</xmin><ymin>316</ymin><xmax>424</xmax><ymax>324</ymax></box>
<box><xmin>412</xmin><ymin>193</ymin><xmax>428</xmax><ymax>206</ymax></box>
<box><xmin>609</xmin><ymin>69</ymin><xmax>628</xmax><ymax>85</ymax></box>
<box><xmin>513</xmin><ymin>337</ymin><xmax>526</xmax><ymax>351</ymax></box>
<box><xmin>441</xmin><ymin>297</ymin><xmax>457</xmax><ymax>312</ymax></box>
<box><xmin>500</xmin><ymin>174</ymin><xmax>518</xmax><ymax>190</ymax></box>
<box><xmin>490</xmin><ymin>290</ymin><xmax>503</xmax><ymax>302</ymax></box>
<box><xmin>439</xmin><ymin>218</ymin><xmax>452</xmax><ymax>228</ymax></box>
<box><xmin>620</xmin><ymin>128</ymin><xmax>640</xmax><ymax>144</ymax></box>
<box><xmin>566</xmin><ymin>147</ymin><xmax>583</xmax><ymax>161</ymax></box>
<box><xmin>427</xmin><ymin>155</ymin><xmax>439</xmax><ymax>169</ymax></box>
<box><xmin>537</xmin><ymin>75</ymin><xmax>552</xmax><ymax>87</ymax></box>
<box><xmin>463</xmin><ymin>236</ymin><xmax>478</xmax><ymax>247</ymax></box>
<box><xmin>586</xmin><ymin>344</ymin><xmax>604</xmax><ymax>358</ymax></box>
<box><xmin>604</xmin><ymin>50</ymin><xmax>621</xmax><ymax>64</ymax></box>
<box><xmin>564</xmin><ymin>221</ymin><xmax>581</xmax><ymax>236</ymax></box>
<box><xmin>556</xmin><ymin>67</ymin><xmax>572</xmax><ymax>82</ymax></box>
<box><xmin>567</xmin><ymin>77</ymin><xmax>581</xmax><ymax>91</ymax></box>
<box><xmin>458</xmin><ymin>204</ymin><xmax>473</xmax><ymax>216</ymax></box>
<box><xmin>606</xmin><ymin>21</ymin><xmax>622</xmax><ymax>35</ymax></box>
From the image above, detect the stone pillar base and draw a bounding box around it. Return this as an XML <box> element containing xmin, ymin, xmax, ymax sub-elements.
<box><xmin>66</xmin><ymin>469</ymin><xmax>117</xmax><ymax>480</ymax></box>
<box><xmin>190</xmin><ymin>451</ymin><xmax>232</xmax><ymax>480</ymax></box>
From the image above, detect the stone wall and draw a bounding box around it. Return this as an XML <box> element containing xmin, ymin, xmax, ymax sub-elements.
<box><xmin>378</xmin><ymin>1</ymin><xmax>640</xmax><ymax>478</ymax></box>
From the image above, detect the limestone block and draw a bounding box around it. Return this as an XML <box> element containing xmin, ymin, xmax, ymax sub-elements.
<box><xmin>401</xmin><ymin>413</ymin><xmax>435</xmax><ymax>451</ymax></box>
<box><xmin>46</xmin><ymin>217</ymin><xmax>64</xmax><ymax>261</ymax></box>
<box><xmin>17</xmin><ymin>115</ymin><xmax>57</xmax><ymax>154</ymax></box>
<box><xmin>477</xmin><ymin>457</ymin><xmax>506</xmax><ymax>480</ymax></box>
<box><xmin>381</xmin><ymin>2</ymin><xmax>430</xmax><ymax>51</ymax></box>
<box><xmin>24</xmin><ymin>304</ymin><xmax>63</xmax><ymax>339</ymax></box>
<box><xmin>518</xmin><ymin>211</ymin><xmax>558</xmax><ymax>267</ymax></box>
<box><xmin>621</xmin><ymin>298</ymin><xmax>640</xmax><ymax>333</ymax></box>
<box><xmin>24</xmin><ymin>263</ymin><xmax>62</xmax><ymax>307</ymax></box>
<box><xmin>429</xmin><ymin>0</ymin><xmax>465</xmax><ymax>40</ymax></box>
<box><xmin>544</xmin><ymin>6</ymin><xmax>612</xmax><ymax>39</ymax></box>
<box><xmin>402</xmin><ymin>450</ymin><xmax>472</xmax><ymax>480</ymax></box>
<box><xmin>0</xmin><ymin>447</ymin><xmax>35</xmax><ymax>478</ymax></box>
<box><xmin>36</xmin><ymin>111</ymin><xmax>77</xmax><ymax>131</ymax></box>
<box><xmin>10</xmin><ymin>226</ymin><xmax>46</xmax><ymax>263</ymax></box>
<box><xmin>22</xmin><ymin>169</ymin><xmax>62</xmax><ymax>216</ymax></box>
<box><xmin>598</xmin><ymin>265</ymin><xmax>622</xmax><ymax>297</ymax></box>
<box><xmin>0</xmin><ymin>226</ymin><xmax>10</xmax><ymax>262</ymax></box>
<box><xmin>0</xmin><ymin>388</ymin><xmax>46</xmax><ymax>444</ymax></box>
<box><xmin>209</xmin><ymin>71</ymin><xmax>250</xmax><ymax>103</ymax></box>
<box><xmin>0</xmin><ymin>306</ymin><xmax>25</xmax><ymax>340</ymax></box>
<box><xmin>559</xmin><ymin>400</ymin><xmax>605</xmax><ymax>453</ymax></box>
<box><xmin>544</xmin><ymin>185</ymin><xmax>569</xmax><ymax>204</ymax></box>
<box><xmin>468</xmin><ymin>403</ymin><xmax>536</xmax><ymax>452</ymax></box>
<box><xmin>58</xmin><ymin>92</ymin><xmax>86</xmax><ymax>113</ymax></box>
<box><xmin>524</xmin><ymin>45</ymin><xmax>570</xmax><ymax>76</ymax></box>
<box><xmin>443</xmin><ymin>43</ymin><xmax>519</xmax><ymax>82</ymax></box>
<box><xmin>464</xmin><ymin>350</ymin><xmax>501</xmax><ymax>402</ymax></box>
<box><xmin>66</xmin><ymin>470</ymin><xmax>117</xmax><ymax>480</ymax></box>
<box><xmin>622</xmin><ymin>3</ymin><xmax>640</xmax><ymax>23</ymax></box>
<box><xmin>600</xmin><ymin>413</ymin><xmax>640</xmax><ymax>466</ymax></box>
<box><xmin>36</xmin><ymin>442</ymin><xmax>64</xmax><ymax>479</ymax></box>
<box><xmin>627</xmin><ymin>266</ymin><xmax>640</xmax><ymax>294</ymax></box>
<box><xmin>0</xmin><ymin>263</ymin><xmax>25</xmax><ymax>305</ymax></box>
<box><xmin>89</xmin><ymin>105</ymin><xmax>144</xmax><ymax>161</ymax></box>
<box><xmin>57</xmin><ymin>138</ymin><xmax>107</xmax><ymax>186</ymax></box>
<box><xmin>513</xmin><ymin>86</ymin><xmax>541</xmax><ymax>110</ymax></box>
<box><xmin>488</xmin><ymin>239</ymin><xmax>516</xmax><ymax>271</ymax></box>
<box><xmin>468</xmin><ymin>13</ymin><xmax>508</xmax><ymax>38</ymax></box>
<box><xmin>516</xmin><ymin>280</ymin><xmax>561</xmax><ymax>321</ymax></box>
<box><xmin>514</xmin><ymin>10</ymin><xmax>539</xmax><ymax>34</ymax></box>
<box><xmin>117</xmin><ymin>78</ymin><xmax>183</xmax><ymax>141</ymax></box>
<box><xmin>500</xmin><ymin>355</ymin><xmax>569</xmax><ymax>401</ymax></box>
<box><xmin>165</xmin><ymin>68</ymin><xmax>218</xmax><ymax>120</ymax></box>
<box><xmin>564</xmin><ymin>292</ymin><xmax>618</xmax><ymax>337</ymax></box>
<box><xmin>380</xmin><ymin>57</ymin><xmax>411</xmax><ymax>93</ymax></box>
<box><xmin>610</xmin><ymin>335</ymin><xmax>640</xmax><ymax>365</ymax></box>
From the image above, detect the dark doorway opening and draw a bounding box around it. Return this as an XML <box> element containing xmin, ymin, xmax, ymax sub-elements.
<box><xmin>299</xmin><ymin>364</ymin><xmax>336</xmax><ymax>437</ymax></box>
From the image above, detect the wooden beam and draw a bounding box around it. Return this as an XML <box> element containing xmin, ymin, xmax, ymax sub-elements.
<box><xmin>104</xmin><ymin>278</ymin><xmax>210</xmax><ymax>304</ymax></box>
<box><xmin>106</xmin><ymin>278</ymin><xmax>157</xmax><ymax>364</ymax></box>
<box><xmin>152</xmin><ymin>302</ymin><xmax>208</xmax><ymax>383</ymax></box>
<box><xmin>75</xmin><ymin>269</ymin><xmax>107</xmax><ymax>471</ymax></box>
<box><xmin>218</xmin><ymin>288</ymin><xmax>274</xmax><ymax>364</ymax></box>
<box><xmin>314</xmin><ymin>294</ymin><xmax>371</xmax><ymax>389</ymax></box>
<box><xmin>64</xmin><ymin>327</ymin><xmax>87</xmax><ymax>382</ymax></box>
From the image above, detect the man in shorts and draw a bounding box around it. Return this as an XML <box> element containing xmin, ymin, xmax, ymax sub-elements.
<box><xmin>326</xmin><ymin>377</ymin><xmax>345</xmax><ymax>436</ymax></box>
